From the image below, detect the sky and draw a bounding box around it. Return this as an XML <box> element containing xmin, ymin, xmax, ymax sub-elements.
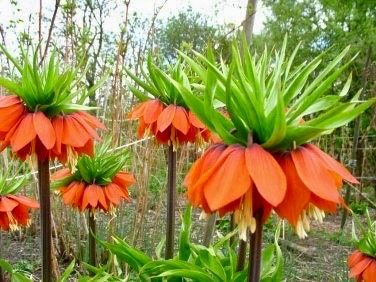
<box><xmin>0</xmin><ymin>0</ymin><xmax>267</xmax><ymax>44</ymax></box>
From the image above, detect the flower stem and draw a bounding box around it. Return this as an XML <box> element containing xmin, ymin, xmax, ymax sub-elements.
<box><xmin>203</xmin><ymin>213</ymin><xmax>217</xmax><ymax>247</ymax></box>
<box><xmin>248</xmin><ymin>210</ymin><xmax>263</xmax><ymax>282</ymax></box>
<box><xmin>165</xmin><ymin>145</ymin><xmax>176</xmax><ymax>259</ymax></box>
<box><xmin>236</xmin><ymin>238</ymin><xmax>248</xmax><ymax>271</ymax></box>
<box><xmin>38</xmin><ymin>159</ymin><xmax>52</xmax><ymax>282</ymax></box>
<box><xmin>88</xmin><ymin>211</ymin><xmax>96</xmax><ymax>266</ymax></box>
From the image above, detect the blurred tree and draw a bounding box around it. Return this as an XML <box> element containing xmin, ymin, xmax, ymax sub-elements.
<box><xmin>156</xmin><ymin>7</ymin><xmax>227</xmax><ymax>62</ymax></box>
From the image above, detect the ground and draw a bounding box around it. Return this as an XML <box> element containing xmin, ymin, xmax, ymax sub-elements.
<box><xmin>1</xmin><ymin>210</ymin><xmax>358</xmax><ymax>281</ymax></box>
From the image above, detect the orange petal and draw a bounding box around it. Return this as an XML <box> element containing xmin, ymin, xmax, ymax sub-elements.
<box><xmin>62</xmin><ymin>116</ymin><xmax>90</xmax><ymax>147</ymax></box>
<box><xmin>350</xmin><ymin>256</ymin><xmax>372</xmax><ymax>278</ymax></box>
<box><xmin>0</xmin><ymin>197</ymin><xmax>19</xmax><ymax>212</ymax></box>
<box><xmin>62</xmin><ymin>182</ymin><xmax>79</xmax><ymax>205</ymax></box>
<box><xmin>305</xmin><ymin>144</ymin><xmax>359</xmax><ymax>184</ymax></box>
<box><xmin>8</xmin><ymin>195</ymin><xmax>39</xmax><ymax>209</ymax></box>
<box><xmin>33</xmin><ymin>112</ymin><xmax>56</xmax><ymax>150</ymax></box>
<box><xmin>0</xmin><ymin>95</ymin><xmax>21</xmax><ymax>107</ymax></box>
<box><xmin>291</xmin><ymin>147</ymin><xmax>340</xmax><ymax>203</ymax></box>
<box><xmin>204</xmin><ymin>146</ymin><xmax>251</xmax><ymax>211</ymax></box>
<box><xmin>110</xmin><ymin>183</ymin><xmax>128</xmax><ymax>199</ymax></box>
<box><xmin>51</xmin><ymin>168</ymin><xmax>72</xmax><ymax>181</ymax></box>
<box><xmin>186</xmin><ymin>144</ymin><xmax>226</xmax><ymax>206</ymax></box>
<box><xmin>11</xmin><ymin>204</ymin><xmax>29</xmax><ymax>226</ymax></box>
<box><xmin>128</xmin><ymin>102</ymin><xmax>147</xmax><ymax>119</ymax></box>
<box><xmin>77</xmin><ymin>111</ymin><xmax>106</xmax><ymax>130</ymax></box>
<box><xmin>189</xmin><ymin>145</ymin><xmax>237</xmax><ymax>200</ymax></box>
<box><xmin>172</xmin><ymin>106</ymin><xmax>190</xmax><ymax>135</ymax></box>
<box><xmin>82</xmin><ymin>185</ymin><xmax>99</xmax><ymax>210</ymax></box>
<box><xmin>75</xmin><ymin>139</ymin><xmax>94</xmax><ymax>156</ymax></box>
<box><xmin>72</xmin><ymin>182</ymin><xmax>85</xmax><ymax>206</ymax></box>
<box><xmin>274</xmin><ymin>154</ymin><xmax>311</xmax><ymax>225</ymax></box>
<box><xmin>144</xmin><ymin>100</ymin><xmax>163</xmax><ymax>124</ymax></box>
<box><xmin>10</xmin><ymin>114</ymin><xmax>37</xmax><ymax>152</ymax></box>
<box><xmin>348</xmin><ymin>251</ymin><xmax>365</xmax><ymax>268</ymax></box>
<box><xmin>52</xmin><ymin>116</ymin><xmax>63</xmax><ymax>154</ymax></box>
<box><xmin>362</xmin><ymin>260</ymin><xmax>376</xmax><ymax>281</ymax></box>
<box><xmin>113</xmin><ymin>172</ymin><xmax>136</xmax><ymax>187</ymax></box>
<box><xmin>104</xmin><ymin>184</ymin><xmax>121</xmax><ymax>206</ymax></box>
<box><xmin>310</xmin><ymin>194</ymin><xmax>337</xmax><ymax>213</ymax></box>
<box><xmin>0</xmin><ymin>103</ymin><xmax>24</xmax><ymax>131</ymax></box>
<box><xmin>0</xmin><ymin>212</ymin><xmax>10</xmax><ymax>230</ymax></box>
<box><xmin>72</xmin><ymin>113</ymin><xmax>100</xmax><ymax>141</ymax></box>
<box><xmin>157</xmin><ymin>104</ymin><xmax>176</xmax><ymax>132</ymax></box>
<box><xmin>188</xmin><ymin>111</ymin><xmax>205</xmax><ymax>129</ymax></box>
<box><xmin>245</xmin><ymin>144</ymin><xmax>286</xmax><ymax>206</ymax></box>
<box><xmin>95</xmin><ymin>186</ymin><xmax>108</xmax><ymax>211</ymax></box>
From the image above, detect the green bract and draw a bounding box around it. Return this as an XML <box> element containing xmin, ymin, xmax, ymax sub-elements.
<box><xmin>0</xmin><ymin>45</ymin><xmax>106</xmax><ymax>117</ymax></box>
<box><xmin>0</xmin><ymin>166</ymin><xmax>28</xmax><ymax>196</ymax></box>
<box><xmin>166</xmin><ymin>36</ymin><xmax>375</xmax><ymax>151</ymax></box>
<box><xmin>125</xmin><ymin>54</ymin><xmax>191</xmax><ymax>107</ymax></box>
<box><xmin>352</xmin><ymin>210</ymin><xmax>376</xmax><ymax>258</ymax></box>
<box><xmin>53</xmin><ymin>141</ymin><xmax>130</xmax><ymax>187</ymax></box>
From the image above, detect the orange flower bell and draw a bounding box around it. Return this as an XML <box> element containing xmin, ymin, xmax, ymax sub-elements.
<box><xmin>53</xmin><ymin>168</ymin><xmax>135</xmax><ymax>213</ymax></box>
<box><xmin>274</xmin><ymin>144</ymin><xmax>358</xmax><ymax>238</ymax></box>
<box><xmin>0</xmin><ymin>194</ymin><xmax>39</xmax><ymax>231</ymax></box>
<box><xmin>348</xmin><ymin>250</ymin><xmax>376</xmax><ymax>282</ymax></box>
<box><xmin>185</xmin><ymin>143</ymin><xmax>287</xmax><ymax>240</ymax></box>
<box><xmin>129</xmin><ymin>99</ymin><xmax>211</xmax><ymax>148</ymax></box>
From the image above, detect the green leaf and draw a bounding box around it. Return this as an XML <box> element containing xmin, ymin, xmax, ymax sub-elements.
<box><xmin>0</xmin><ymin>259</ymin><xmax>13</xmax><ymax>272</ymax></box>
<box><xmin>154</xmin><ymin>269</ymin><xmax>215</xmax><ymax>281</ymax></box>
<box><xmin>179</xmin><ymin>205</ymin><xmax>192</xmax><ymax>261</ymax></box>
<box><xmin>58</xmin><ymin>259</ymin><xmax>75</xmax><ymax>282</ymax></box>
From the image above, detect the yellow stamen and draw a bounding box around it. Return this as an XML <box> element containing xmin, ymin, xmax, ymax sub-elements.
<box><xmin>234</xmin><ymin>190</ymin><xmax>256</xmax><ymax>241</ymax></box>
<box><xmin>199</xmin><ymin>211</ymin><xmax>209</xmax><ymax>220</ymax></box>
<box><xmin>67</xmin><ymin>146</ymin><xmax>78</xmax><ymax>171</ymax></box>
<box><xmin>295</xmin><ymin>204</ymin><xmax>326</xmax><ymax>239</ymax></box>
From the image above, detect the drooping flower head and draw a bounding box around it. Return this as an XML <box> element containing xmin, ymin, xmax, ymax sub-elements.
<box><xmin>51</xmin><ymin>141</ymin><xmax>135</xmax><ymax>212</ymax></box>
<box><xmin>173</xmin><ymin>36</ymin><xmax>375</xmax><ymax>238</ymax></box>
<box><xmin>126</xmin><ymin>55</ymin><xmax>213</xmax><ymax>148</ymax></box>
<box><xmin>0</xmin><ymin>169</ymin><xmax>39</xmax><ymax>231</ymax></box>
<box><xmin>0</xmin><ymin>46</ymin><xmax>106</xmax><ymax>164</ymax></box>
<box><xmin>347</xmin><ymin>211</ymin><xmax>376</xmax><ymax>281</ymax></box>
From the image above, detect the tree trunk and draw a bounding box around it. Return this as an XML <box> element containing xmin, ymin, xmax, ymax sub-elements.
<box><xmin>243</xmin><ymin>0</ymin><xmax>258</xmax><ymax>44</ymax></box>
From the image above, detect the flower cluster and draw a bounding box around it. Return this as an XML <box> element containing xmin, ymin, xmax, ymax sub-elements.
<box><xmin>173</xmin><ymin>37</ymin><xmax>375</xmax><ymax>238</ymax></box>
<box><xmin>0</xmin><ymin>49</ymin><xmax>105</xmax><ymax>163</ymax></box>
<box><xmin>52</xmin><ymin>142</ymin><xmax>135</xmax><ymax>212</ymax></box>
<box><xmin>0</xmin><ymin>95</ymin><xmax>104</xmax><ymax>162</ymax></box>
<box><xmin>129</xmin><ymin>99</ymin><xmax>211</xmax><ymax>147</ymax></box>
<box><xmin>0</xmin><ymin>172</ymin><xmax>39</xmax><ymax>231</ymax></box>
<box><xmin>185</xmin><ymin>143</ymin><xmax>358</xmax><ymax>239</ymax></box>
<box><xmin>126</xmin><ymin>56</ymin><xmax>213</xmax><ymax>148</ymax></box>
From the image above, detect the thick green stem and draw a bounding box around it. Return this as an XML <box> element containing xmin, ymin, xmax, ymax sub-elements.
<box><xmin>236</xmin><ymin>238</ymin><xmax>247</xmax><ymax>271</ymax></box>
<box><xmin>165</xmin><ymin>145</ymin><xmax>176</xmax><ymax>259</ymax></box>
<box><xmin>88</xmin><ymin>211</ymin><xmax>96</xmax><ymax>266</ymax></box>
<box><xmin>248</xmin><ymin>211</ymin><xmax>263</xmax><ymax>282</ymax></box>
<box><xmin>38</xmin><ymin>159</ymin><xmax>52</xmax><ymax>282</ymax></box>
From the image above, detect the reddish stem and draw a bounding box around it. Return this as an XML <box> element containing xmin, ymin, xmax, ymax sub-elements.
<box><xmin>248</xmin><ymin>210</ymin><xmax>263</xmax><ymax>282</ymax></box>
<box><xmin>38</xmin><ymin>159</ymin><xmax>52</xmax><ymax>282</ymax></box>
